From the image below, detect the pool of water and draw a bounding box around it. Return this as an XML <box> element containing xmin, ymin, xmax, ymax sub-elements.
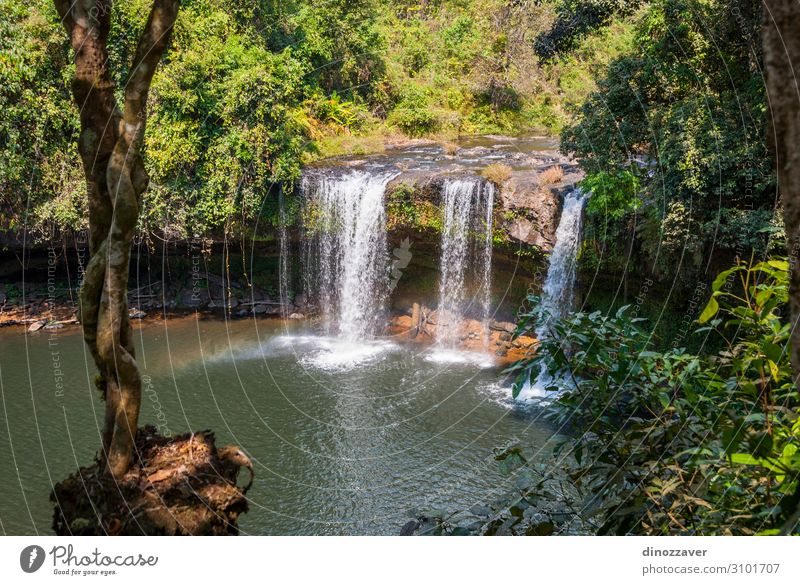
<box><xmin>0</xmin><ymin>317</ymin><xmax>553</xmax><ymax>535</ymax></box>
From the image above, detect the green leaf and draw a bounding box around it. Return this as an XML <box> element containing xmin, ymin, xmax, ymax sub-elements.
<box><xmin>711</xmin><ymin>266</ymin><xmax>738</xmax><ymax>292</ymax></box>
<box><xmin>767</xmin><ymin>260</ymin><xmax>789</xmax><ymax>271</ymax></box>
<box><xmin>729</xmin><ymin>453</ymin><xmax>760</xmax><ymax>465</ymax></box>
<box><xmin>761</xmin><ymin>341</ymin><xmax>784</xmax><ymax>364</ymax></box>
<box><xmin>697</xmin><ymin>297</ymin><xmax>719</xmax><ymax>323</ymax></box>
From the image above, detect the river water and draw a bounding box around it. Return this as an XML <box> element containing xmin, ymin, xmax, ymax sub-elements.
<box><xmin>0</xmin><ymin>317</ymin><xmax>553</xmax><ymax>535</ymax></box>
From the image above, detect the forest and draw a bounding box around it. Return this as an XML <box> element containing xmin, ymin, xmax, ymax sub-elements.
<box><xmin>0</xmin><ymin>0</ymin><xmax>799</xmax><ymax>537</ymax></box>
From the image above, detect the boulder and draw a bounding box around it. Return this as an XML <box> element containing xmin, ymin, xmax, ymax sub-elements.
<box><xmin>129</xmin><ymin>309</ymin><xmax>147</xmax><ymax>319</ymax></box>
<box><xmin>27</xmin><ymin>320</ymin><xmax>45</xmax><ymax>333</ymax></box>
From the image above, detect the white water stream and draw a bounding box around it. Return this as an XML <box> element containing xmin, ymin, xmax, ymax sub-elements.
<box><xmin>518</xmin><ymin>188</ymin><xmax>587</xmax><ymax>399</ymax></box>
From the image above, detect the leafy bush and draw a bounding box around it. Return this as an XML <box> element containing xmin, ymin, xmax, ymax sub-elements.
<box><xmin>413</xmin><ymin>259</ymin><xmax>800</xmax><ymax>535</ymax></box>
<box><xmin>581</xmin><ymin>169</ymin><xmax>640</xmax><ymax>218</ymax></box>
<box><xmin>388</xmin><ymin>85</ymin><xmax>440</xmax><ymax>136</ymax></box>
<box><xmin>561</xmin><ymin>0</ymin><xmax>774</xmax><ymax>281</ymax></box>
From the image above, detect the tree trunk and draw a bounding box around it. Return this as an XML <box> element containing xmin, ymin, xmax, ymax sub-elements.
<box><xmin>762</xmin><ymin>1</ymin><xmax>800</xmax><ymax>388</ymax></box>
<box><xmin>54</xmin><ymin>0</ymin><xmax>181</xmax><ymax>478</ymax></box>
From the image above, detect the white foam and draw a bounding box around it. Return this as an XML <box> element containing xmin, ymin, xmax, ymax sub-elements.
<box><xmin>299</xmin><ymin>338</ymin><xmax>397</xmax><ymax>372</ymax></box>
<box><xmin>424</xmin><ymin>348</ymin><xmax>495</xmax><ymax>369</ymax></box>
<box><xmin>203</xmin><ymin>334</ymin><xmax>397</xmax><ymax>372</ymax></box>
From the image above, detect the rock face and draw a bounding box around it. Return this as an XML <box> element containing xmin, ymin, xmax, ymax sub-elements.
<box><xmin>296</xmin><ymin>135</ymin><xmax>585</xmax><ymax>321</ymax></box>
<box><xmin>386</xmin><ymin>312</ymin><xmax>538</xmax><ymax>364</ymax></box>
<box><xmin>316</xmin><ymin>135</ymin><xmax>584</xmax><ymax>254</ymax></box>
<box><xmin>51</xmin><ymin>426</ymin><xmax>252</xmax><ymax>535</ymax></box>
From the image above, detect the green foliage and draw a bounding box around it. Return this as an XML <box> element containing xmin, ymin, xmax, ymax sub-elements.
<box><xmin>0</xmin><ymin>0</ymin><xmax>384</xmax><ymax>239</ymax></box>
<box><xmin>417</xmin><ymin>259</ymin><xmax>800</xmax><ymax>535</ymax></box>
<box><xmin>577</xmin><ymin>168</ymin><xmax>642</xmax><ymax>273</ymax></box>
<box><xmin>378</xmin><ymin>0</ymin><xmax>627</xmax><ymax>137</ymax></box>
<box><xmin>562</xmin><ymin>0</ymin><xmax>774</xmax><ymax>280</ymax></box>
<box><xmin>535</xmin><ymin>0</ymin><xmax>643</xmax><ymax>61</ymax></box>
<box><xmin>582</xmin><ymin>169</ymin><xmax>641</xmax><ymax>219</ymax></box>
<box><xmin>388</xmin><ymin>85</ymin><xmax>440</xmax><ymax>136</ymax></box>
<box><xmin>0</xmin><ymin>0</ymin><xmax>84</xmax><ymax>239</ymax></box>
<box><xmin>386</xmin><ymin>183</ymin><xmax>443</xmax><ymax>232</ymax></box>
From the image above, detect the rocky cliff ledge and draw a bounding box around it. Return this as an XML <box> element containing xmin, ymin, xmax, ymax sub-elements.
<box><xmin>310</xmin><ymin>134</ymin><xmax>584</xmax><ymax>254</ymax></box>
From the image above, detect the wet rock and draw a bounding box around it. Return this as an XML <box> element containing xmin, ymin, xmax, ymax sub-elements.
<box><xmin>490</xmin><ymin>320</ymin><xmax>516</xmax><ymax>333</ymax></box>
<box><xmin>400</xmin><ymin>520</ymin><xmax>420</xmax><ymax>536</ymax></box>
<box><xmin>252</xmin><ymin>304</ymin><xmax>267</xmax><ymax>315</ymax></box>
<box><xmin>27</xmin><ymin>320</ymin><xmax>45</xmax><ymax>333</ymax></box>
<box><xmin>251</xmin><ymin>289</ymin><xmax>269</xmax><ymax>302</ymax></box>
<box><xmin>288</xmin><ymin>312</ymin><xmax>305</xmax><ymax>320</ymax></box>
<box><xmin>129</xmin><ymin>309</ymin><xmax>147</xmax><ymax>319</ymax></box>
<box><xmin>179</xmin><ymin>290</ymin><xmax>199</xmax><ymax>307</ymax></box>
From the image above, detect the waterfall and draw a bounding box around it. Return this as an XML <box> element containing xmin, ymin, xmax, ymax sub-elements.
<box><xmin>278</xmin><ymin>187</ymin><xmax>290</xmax><ymax>320</ymax></box>
<box><xmin>521</xmin><ymin>188</ymin><xmax>587</xmax><ymax>398</ymax></box>
<box><xmin>436</xmin><ymin>177</ymin><xmax>495</xmax><ymax>348</ymax></box>
<box><xmin>479</xmin><ymin>183</ymin><xmax>495</xmax><ymax>343</ymax></box>
<box><xmin>301</xmin><ymin>170</ymin><xmax>397</xmax><ymax>341</ymax></box>
<box><xmin>537</xmin><ymin>188</ymin><xmax>587</xmax><ymax>329</ymax></box>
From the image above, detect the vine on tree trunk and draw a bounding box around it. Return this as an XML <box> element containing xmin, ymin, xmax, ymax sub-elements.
<box><xmin>53</xmin><ymin>0</ymin><xmax>181</xmax><ymax>478</ymax></box>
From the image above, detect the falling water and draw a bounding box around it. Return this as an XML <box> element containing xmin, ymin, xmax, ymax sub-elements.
<box><xmin>519</xmin><ymin>188</ymin><xmax>587</xmax><ymax>398</ymax></box>
<box><xmin>301</xmin><ymin>170</ymin><xmax>397</xmax><ymax>341</ymax></box>
<box><xmin>278</xmin><ymin>187</ymin><xmax>290</xmax><ymax>320</ymax></box>
<box><xmin>538</xmin><ymin>188</ymin><xmax>587</xmax><ymax>327</ymax></box>
<box><xmin>479</xmin><ymin>183</ymin><xmax>495</xmax><ymax>342</ymax></box>
<box><xmin>436</xmin><ymin>177</ymin><xmax>495</xmax><ymax>348</ymax></box>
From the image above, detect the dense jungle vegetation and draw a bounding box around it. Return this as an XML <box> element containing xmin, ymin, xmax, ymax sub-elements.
<box><xmin>1</xmin><ymin>0</ymin><xmax>631</xmax><ymax>242</ymax></box>
<box><xmin>2</xmin><ymin>0</ymin><xmax>798</xmax><ymax>535</ymax></box>
<box><xmin>406</xmin><ymin>0</ymin><xmax>800</xmax><ymax>536</ymax></box>
<box><xmin>562</xmin><ymin>0</ymin><xmax>781</xmax><ymax>287</ymax></box>
<box><xmin>2</xmin><ymin>1</ymin><xmax>779</xmax><ymax>292</ymax></box>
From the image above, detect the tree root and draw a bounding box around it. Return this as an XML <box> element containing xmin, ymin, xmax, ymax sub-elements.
<box><xmin>51</xmin><ymin>426</ymin><xmax>252</xmax><ymax>535</ymax></box>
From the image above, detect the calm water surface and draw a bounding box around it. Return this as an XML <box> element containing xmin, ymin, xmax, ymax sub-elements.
<box><xmin>0</xmin><ymin>317</ymin><xmax>553</xmax><ymax>535</ymax></box>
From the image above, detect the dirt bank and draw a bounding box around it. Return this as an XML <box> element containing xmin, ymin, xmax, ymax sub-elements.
<box><xmin>51</xmin><ymin>426</ymin><xmax>253</xmax><ymax>535</ymax></box>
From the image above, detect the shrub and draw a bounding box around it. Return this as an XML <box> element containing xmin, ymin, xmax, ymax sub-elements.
<box><xmin>440</xmin><ymin>142</ymin><xmax>460</xmax><ymax>156</ymax></box>
<box><xmin>538</xmin><ymin>165</ymin><xmax>564</xmax><ymax>185</ymax></box>
<box><xmin>388</xmin><ymin>85</ymin><xmax>440</xmax><ymax>137</ymax></box>
<box><xmin>481</xmin><ymin>163</ymin><xmax>513</xmax><ymax>185</ymax></box>
<box><xmin>581</xmin><ymin>169</ymin><xmax>640</xmax><ymax>218</ymax></box>
<box><xmin>410</xmin><ymin>258</ymin><xmax>800</xmax><ymax>536</ymax></box>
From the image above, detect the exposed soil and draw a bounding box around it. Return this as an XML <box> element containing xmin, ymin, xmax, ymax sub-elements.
<box><xmin>51</xmin><ymin>426</ymin><xmax>253</xmax><ymax>535</ymax></box>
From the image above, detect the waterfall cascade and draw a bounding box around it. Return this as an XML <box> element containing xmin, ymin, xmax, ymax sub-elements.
<box><xmin>301</xmin><ymin>170</ymin><xmax>397</xmax><ymax>340</ymax></box>
<box><xmin>436</xmin><ymin>177</ymin><xmax>495</xmax><ymax>348</ymax></box>
<box><xmin>278</xmin><ymin>187</ymin><xmax>291</xmax><ymax>320</ymax></box>
<box><xmin>520</xmin><ymin>188</ymin><xmax>587</xmax><ymax>398</ymax></box>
